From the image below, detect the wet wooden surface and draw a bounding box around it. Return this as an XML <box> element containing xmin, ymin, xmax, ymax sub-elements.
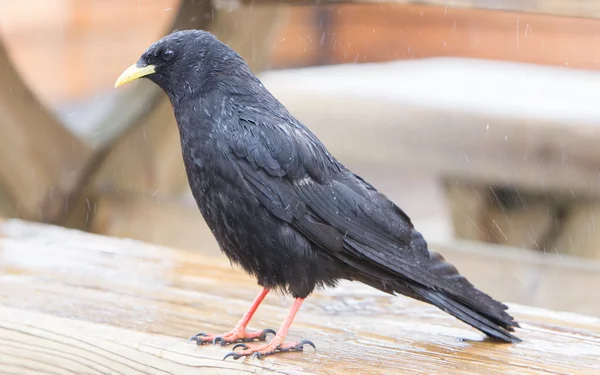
<box><xmin>1</xmin><ymin>219</ymin><xmax>599</xmax><ymax>375</ymax></box>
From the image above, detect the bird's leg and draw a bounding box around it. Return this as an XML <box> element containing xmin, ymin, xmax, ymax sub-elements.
<box><xmin>189</xmin><ymin>287</ymin><xmax>275</xmax><ymax>346</ymax></box>
<box><xmin>223</xmin><ymin>297</ymin><xmax>315</xmax><ymax>360</ymax></box>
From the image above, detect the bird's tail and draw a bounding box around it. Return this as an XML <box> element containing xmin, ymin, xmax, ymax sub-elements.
<box><xmin>409</xmin><ymin>284</ymin><xmax>521</xmax><ymax>343</ymax></box>
<box><xmin>406</xmin><ymin>229</ymin><xmax>521</xmax><ymax>343</ymax></box>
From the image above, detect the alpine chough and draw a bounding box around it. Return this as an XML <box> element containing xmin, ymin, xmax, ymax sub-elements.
<box><xmin>115</xmin><ymin>30</ymin><xmax>521</xmax><ymax>360</ymax></box>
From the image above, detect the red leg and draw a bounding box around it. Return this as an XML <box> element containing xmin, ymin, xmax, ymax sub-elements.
<box><xmin>189</xmin><ymin>287</ymin><xmax>275</xmax><ymax>346</ymax></box>
<box><xmin>223</xmin><ymin>297</ymin><xmax>315</xmax><ymax>360</ymax></box>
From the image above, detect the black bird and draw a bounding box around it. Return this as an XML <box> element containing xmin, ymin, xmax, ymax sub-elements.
<box><xmin>115</xmin><ymin>30</ymin><xmax>521</xmax><ymax>360</ymax></box>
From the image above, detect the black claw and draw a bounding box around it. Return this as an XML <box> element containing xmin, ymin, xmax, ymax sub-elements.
<box><xmin>298</xmin><ymin>339</ymin><xmax>316</xmax><ymax>351</ymax></box>
<box><xmin>212</xmin><ymin>336</ymin><xmax>225</xmax><ymax>346</ymax></box>
<box><xmin>223</xmin><ymin>351</ymin><xmax>241</xmax><ymax>361</ymax></box>
<box><xmin>258</xmin><ymin>329</ymin><xmax>275</xmax><ymax>341</ymax></box>
<box><xmin>258</xmin><ymin>328</ymin><xmax>277</xmax><ymax>341</ymax></box>
<box><xmin>262</xmin><ymin>328</ymin><xmax>277</xmax><ymax>336</ymax></box>
<box><xmin>251</xmin><ymin>352</ymin><xmax>263</xmax><ymax>360</ymax></box>
<box><xmin>187</xmin><ymin>332</ymin><xmax>206</xmax><ymax>343</ymax></box>
<box><xmin>232</xmin><ymin>343</ymin><xmax>248</xmax><ymax>351</ymax></box>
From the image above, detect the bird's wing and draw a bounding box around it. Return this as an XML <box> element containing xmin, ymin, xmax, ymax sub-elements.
<box><xmin>227</xmin><ymin>116</ymin><xmax>446</xmax><ymax>289</ymax></box>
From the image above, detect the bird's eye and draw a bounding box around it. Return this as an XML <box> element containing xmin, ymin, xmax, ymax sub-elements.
<box><xmin>161</xmin><ymin>49</ymin><xmax>174</xmax><ymax>61</ymax></box>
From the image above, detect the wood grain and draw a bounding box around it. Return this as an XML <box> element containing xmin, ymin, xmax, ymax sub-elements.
<box><xmin>0</xmin><ymin>219</ymin><xmax>599</xmax><ymax>374</ymax></box>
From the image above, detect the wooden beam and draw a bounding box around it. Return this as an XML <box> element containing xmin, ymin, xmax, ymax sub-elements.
<box><xmin>0</xmin><ymin>38</ymin><xmax>91</xmax><ymax>222</ymax></box>
<box><xmin>1</xmin><ymin>219</ymin><xmax>599</xmax><ymax>374</ymax></box>
<box><xmin>243</xmin><ymin>0</ymin><xmax>600</xmax><ymax>20</ymax></box>
<box><xmin>271</xmin><ymin>4</ymin><xmax>600</xmax><ymax>72</ymax></box>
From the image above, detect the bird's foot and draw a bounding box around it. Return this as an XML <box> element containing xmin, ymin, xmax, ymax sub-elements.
<box><xmin>188</xmin><ymin>328</ymin><xmax>276</xmax><ymax>346</ymax></box>
<box><xmin>223</xmin><ymin>338</ymin><xmax>315</xmax><ymax>360</ymax></box>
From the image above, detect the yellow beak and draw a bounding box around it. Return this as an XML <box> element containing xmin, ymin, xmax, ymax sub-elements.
<box><xmin>114</xmin><ymin>64</ymin><xmax>156</xmax><ymax>88</ymax></box>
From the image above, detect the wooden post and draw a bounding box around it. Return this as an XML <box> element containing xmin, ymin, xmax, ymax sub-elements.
<box><xmin>0</xmin><ymin>38</ymin><xmax>91</xmax><ymax>222</ymax></box>
<box><xmin>551</xmin><ymin>203</ymin><xmax>600</xmax><ymax>260</ymax></box>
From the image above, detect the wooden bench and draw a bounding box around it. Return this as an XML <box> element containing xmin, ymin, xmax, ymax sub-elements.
<box><xmin>1</xmin><ymin>219</ymin><xmax>599</xmax><ymax>374</ymax></box>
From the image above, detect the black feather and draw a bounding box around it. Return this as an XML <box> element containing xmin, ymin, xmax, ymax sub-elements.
<box><xmin>133</xmin><ymin>29</ymin><xmax>521</xmax><ymax>342</ymax></box>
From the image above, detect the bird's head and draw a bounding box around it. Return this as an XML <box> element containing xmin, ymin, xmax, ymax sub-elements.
<box><xmin>115</xmin><ymin>30</ymin><xmax>246</xmax><ymax>100</ymax></box>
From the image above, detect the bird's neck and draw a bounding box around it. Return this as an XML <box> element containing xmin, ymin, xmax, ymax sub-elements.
<box><xmin>171</xmin><ymin>88</ymin><xmax>231</xmax><ymax>153</ymax></box>
<box><xmin>169</xmin><ymin>65</ymin><xmax>279</xmax><ymax>151</ymax></box>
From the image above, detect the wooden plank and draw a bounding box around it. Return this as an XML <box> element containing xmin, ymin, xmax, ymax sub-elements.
<box><xmin>0</xmin><ymin>38</ymin><xmax>91</xmax><ymax>222</ymax></box>
<box><xmin>320</xmin><ymin>4</ymin><xmax>600</xmax><ymax>71</ymax></box>
<box><xmin>0</xmin><ymin>307</ymin><xmax>292</xmax><ymax>375</ymax></box>
<box><xmin>1</xmin><ymin>219</ymin><xmax>599</xmax><ymax>374</ymax></box>
<box><xmin>245</xmin><ymin>0</ymin><xmax>600</xmax><ymax>20</ymax></box>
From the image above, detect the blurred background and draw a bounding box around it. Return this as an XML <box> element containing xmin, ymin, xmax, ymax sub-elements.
<box><xmin>1</xmin><ymin>0</ymin><xmax>600</xmax><ymax>316</ymax></box>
